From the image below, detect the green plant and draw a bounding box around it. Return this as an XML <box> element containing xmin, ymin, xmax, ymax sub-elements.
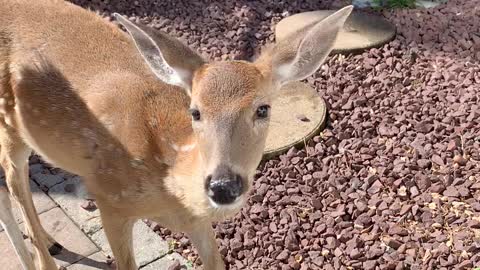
<box><xmin>373</xmin><ymin>0</ymin><xmax>416</xmax><ymax>8</ymax></box>
<box><xmin>185</xmin><ymin>260</ymin><xmax>194</xmax><ymax>269</ymax></box>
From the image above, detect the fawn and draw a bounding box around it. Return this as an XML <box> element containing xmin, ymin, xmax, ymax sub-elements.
<box><xmin>0</xmin><ymin>0</ymin><xmax>353</xmax><ymax>269</ymax></box>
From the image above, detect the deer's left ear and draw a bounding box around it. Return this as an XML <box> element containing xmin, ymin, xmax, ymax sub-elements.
<box><xmin>114</xmin><ymin>13</ymin><xmax>206</xmax><ymax>94</ymax></box>
<box><xmin>256</xmin><ymin>6</ymin><xmax>353</xmax><ymax>87</ymax></box>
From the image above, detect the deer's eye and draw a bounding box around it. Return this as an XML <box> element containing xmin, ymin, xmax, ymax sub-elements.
<box><xmin>256</xmin><ymin>105</ymin><xmax>270</xmax><ymax>119</ymax></box>
<box><xmin>189</xmin><ymin>108</ymin><xmax>201</xmax><ymax>121</ymax></box>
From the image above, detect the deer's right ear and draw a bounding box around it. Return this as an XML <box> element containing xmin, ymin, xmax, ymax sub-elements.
<box><xmin>114</xmin><ymin>13</ymin><xmax>205</xmax><ymax>95</ymax></box>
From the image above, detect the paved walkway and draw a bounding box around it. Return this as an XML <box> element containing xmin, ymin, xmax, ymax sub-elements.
<box><xmin>0</xmin><ymin>158</ymin><xmax>189</xmax><ymax>270</ymax></box>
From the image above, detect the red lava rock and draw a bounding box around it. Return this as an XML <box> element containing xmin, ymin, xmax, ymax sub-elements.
<box><xmin>80</xmin><ymin>199</ymin><xmax>97</xmax><ymax>211</ymax></box>
<box><xmin>431</xmin><ymin>155</ymin><xmax>444</xmax><ymax>166</ymax></box>
<box><xmin>387</xmin><ymin>237</ymin><xmax>403</xmax><ymax>250</ymax></box>
<box><xmin>430</xmin><ymin>182</ymin><xmax>446</xmax><ymax>193</ymax></box>
<box><xmin>443</xmin><ymin>186</ymin><xmax>460</xmax><ymax>197</ymax></box>
<box><xmin>457</xmin><ymin>260</ymin><xmax>473</xmax><ymax>270</ymax></box>
<box><xmin>453</xmin><ymin>154</ymin><xmax>468</xmax><ymax>166</ymax></box>
<box><xmin>471</xmin><ymin>202</ymin><xmax>480</xmax><ymax>211</ymax></box>
<box><xmin>416</xmin><ymin>159</ymin><xmax>431</xmax><ymax>169</ymax></box>
<box><xmin>468</xmin><ymin>219</ymin><xmax>480</xmax><ymax>229</ymax></box>
<box><xmin>167</xmin><ymin>260</ymin><xmax>182</xmax><ymax>270</ymax></box>
<box><xmin>388</xmin><ymin>225</ymin><xmax>409</xmax><ymax>236</ymax></box>
<box><xmin>285</xmin><ymin>230</ymin><xmax>299</xmax><ymax>251</ymax></box>
<box><xmin>363</xmin><ymin>260</ymin><xmax>377</xmax><ymax>270</ymax></box>
<box><xmin>276</xmin><ymin>250</ymin><xmax>289</xmax><ymax>261</ymax></box>
<box><xmin>447</xmin><ymin>139</ymin><xmax>460</xmax><ymax>151</ymax></box>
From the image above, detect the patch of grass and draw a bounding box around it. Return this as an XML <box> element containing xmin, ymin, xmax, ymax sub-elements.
<box><xmin>185</xmin><ymin>260</ymin><xmax>194</xmax><ymax>269</ymax></box>
<box><xmin>373</xmin><ymin>0</ymin><xmax>416</xmax><ymax>8</ymax></box>
<box><xmin>166</xmin><ymin>239</ymin><xmax>178</xmax><ymax>253</ymax></box>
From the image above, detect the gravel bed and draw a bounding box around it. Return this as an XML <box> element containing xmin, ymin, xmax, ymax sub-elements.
<box><xmin>67</xmin><ymin>0</ymin><xmax>480</xmax><ymax>269</ymax></box>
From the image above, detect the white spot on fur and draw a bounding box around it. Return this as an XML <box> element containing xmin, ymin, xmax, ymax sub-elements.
<box><xmin>99</xmin><ymin>116</ymin><xmax>115</xmax><ymax>131</ymax></box>
<box><xmin>180</xmin><ymin>143</ymin><xmax>196</xmax><ymax>152</ymax></box>
<box><xmin>150</xmin><ymin>118</ymin><xmax>158</xmax><ymax>128</ymax></box>
<box><xmin>171</xmin><ymin>142</ymin><xmax>196</xmax><ymax>152</ymax></box>
<box><xmin>108</xmin><ymin>195</ymin><xmax>120</xmax><ymax>202</ymax></box>
<box><xmin>4</xmin><ymin>116</ymin><xmax>12</xmax><ymax>126</ymax></box>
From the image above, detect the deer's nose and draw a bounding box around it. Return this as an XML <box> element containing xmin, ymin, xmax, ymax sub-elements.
<box><xmin>205</xmin><ymin>165</ymin><xmax>244</xmax><ymax>205</ymax></box>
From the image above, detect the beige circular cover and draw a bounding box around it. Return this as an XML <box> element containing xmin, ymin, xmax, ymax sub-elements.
<box><xmin>263</xmin><ymin>82</ymin><xmax>327</xmax><ymax>159</ymax></box>
<box><xmin>275</xmin><ymin>10</ymin><xmax>396</xmax><ymax>54</ymax></box>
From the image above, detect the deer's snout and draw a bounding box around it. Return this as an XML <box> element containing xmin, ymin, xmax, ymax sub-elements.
<box><xmin>205</xmin><ymin>165</ymin><xmax>244</xmax><ymax>205</ymax></box>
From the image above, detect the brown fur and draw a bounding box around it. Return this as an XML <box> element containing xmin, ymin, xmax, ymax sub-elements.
<box><xmin>0</xmin><ymin>1</ymin><xmax>352</xmax><ymax>269</ymax></box>
<box><xmin>193</xmin><ymin>62</ymin><xmax>263</xmax><ymax>112</ymax></box>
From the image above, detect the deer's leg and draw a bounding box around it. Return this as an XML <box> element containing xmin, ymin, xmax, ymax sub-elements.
<box><xmin>150</xmin><ymin>216</ymin><xmax>225</xmax><ymax>270</ymax></box>
<box><xmin>97</xmin><ymin>201</ymin><xmax>137</xmax><ymax>270</ymax></box>
<box><xmin>24</xmin><ymin>219</ymin><xmax>63</xmax><ymax>255</ymax></box>
<box><xmin>0</xmin><ymin>186</ymin><xmax>36</xmax><ymax>270</ymax></box>
<box><xmin>0</xmin><ymin>128</ymin><xmax>58</xmax><ymax>270</ymax></box>
<box><xmin>185</xmin><ymin>221</ymin><xmax>225</xmax><ymax>270</ymax></box>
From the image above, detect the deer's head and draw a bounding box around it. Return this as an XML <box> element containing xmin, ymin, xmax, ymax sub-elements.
<box><xmin>114</xmin><ymin>6</ymin><xmax>352</xmax><ymax>216</ymax></box>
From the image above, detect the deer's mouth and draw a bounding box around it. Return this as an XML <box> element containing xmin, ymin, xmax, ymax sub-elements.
<box><xmin>207</xmin><ymin>194</ymin><xmax>246</xmax><ymax>220</ymax></box>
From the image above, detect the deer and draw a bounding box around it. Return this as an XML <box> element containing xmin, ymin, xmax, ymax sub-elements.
<box><xmin>0</xmin><ymin>0</ymin><xmax>353</xmax><ymax>269</ymax></box>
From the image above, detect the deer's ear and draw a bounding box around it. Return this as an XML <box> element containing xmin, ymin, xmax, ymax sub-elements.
<box><xmin>114</xmin><ymin>13</ymin><xmax>205</xmax><ymax>94</ymax></box>
<box><xmin>256</xmin><ymin>6</ymin><xmax>353</xmax><ymax>87</ymax></box>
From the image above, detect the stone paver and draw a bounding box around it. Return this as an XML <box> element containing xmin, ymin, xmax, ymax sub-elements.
<box><xmin>0</xmin><ymin>179</ymin><xmax>57</xmax><ymax>232</ymax></box>
<box><xmin>29</xmin><ymin>163</ymin><xmax>48</xmax><ymax>175</ymax></box>
<box><xmin>91</xmin><ymin>221</ymin><xmax>169</xmax><ymax>267</ymax></box>
<box><xmin>140</xmin><ymin>253</ymin><xmax>190</xmax><ymax>270</ymax></box>
<box><xmin>67</xmin><ymin>252</ymin><xmax>112</xmax><ymax>270</ymax></box>
<box><xmin>37</xmin><ymin>207</ymin><xmax>99</xmax><ymax>267</ymax></box>
<box><xmin>0</xmin><ymin>207</ymin><xmax>99</xmax><ymax>268</ymax></box>
<box><xmin>31</xmin><ymin>172</ymin><xmax>65</xmax><ymax>189</ymax></box>
<box><xmin>49</xmin><ymin>177</ymin><xmax>103</xmax><ymax>235</ymax></box>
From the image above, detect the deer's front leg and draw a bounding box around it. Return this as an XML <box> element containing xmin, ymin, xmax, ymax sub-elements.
<box><xmin>151</xmin><ymin>216</ymin><xmax>225</xmax><ymax>270</ymax></box>
<box><xmin>97</xmin><ymin>201</ymin><xmax>137</xmax><ymax>270</ymax></box>
<box><xmin>0</xmin><ymin>187</ymin><xmax>36</xmax><ymax>270</ymax></box>
<box><xmin>185</xmin><ymin>221</ymin><xmax>225</xmax><ymax>270</ymax></box>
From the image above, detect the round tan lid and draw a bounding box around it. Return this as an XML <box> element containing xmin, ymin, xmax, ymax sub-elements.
<box><xmin>263</xmin><ymin>82</ymin><xmax>327</xmax><ymax>159</ymax></box>
<box><xmin>275</xmin><ymin>10</ymin><xmax>396</xmax><ymax>54</ymax></box>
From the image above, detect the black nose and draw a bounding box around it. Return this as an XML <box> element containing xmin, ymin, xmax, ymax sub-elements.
<box><xmin>205</xmin><ymin>166</ymin><xmax>244</xmax><ymax>205</ymax></box>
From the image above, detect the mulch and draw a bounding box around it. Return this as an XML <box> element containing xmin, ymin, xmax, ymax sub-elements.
<box><xmin>69</xmin><ymin>0</ymin><xmax>480</xmax><ymax>269</ymax></box>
